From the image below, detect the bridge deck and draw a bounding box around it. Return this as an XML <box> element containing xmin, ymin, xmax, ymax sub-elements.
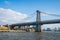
<box><xmin>10</xmin><ymin>19</ymin><xmax>60</xmax><ymax>26</ymax></box>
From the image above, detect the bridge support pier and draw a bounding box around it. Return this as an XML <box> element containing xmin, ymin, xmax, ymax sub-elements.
<box><xmin>35</xmin><ymin>10</ymin><xmax>41</xmax><ymax>32</ymax></box>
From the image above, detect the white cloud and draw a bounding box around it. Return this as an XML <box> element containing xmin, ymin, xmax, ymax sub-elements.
<box><xmin>0</xmin><ymin>8</ymin><xmax>28</xmax><ymax>25</ymax></box>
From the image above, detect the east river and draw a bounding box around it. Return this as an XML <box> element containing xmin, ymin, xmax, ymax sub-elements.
<box><xmin>0</xmin><ymin>32</ymin><xmax>60</xmax><ymax>40</ymax></box>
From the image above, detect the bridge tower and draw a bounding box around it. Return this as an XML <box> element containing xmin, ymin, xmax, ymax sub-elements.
<box><xmin>35</xmin><ymin>10</ymin><xmax>41</xmax><ymax>32</ymax></box>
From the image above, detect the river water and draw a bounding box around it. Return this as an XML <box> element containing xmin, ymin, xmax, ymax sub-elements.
<box><xmin>0</xmin><ymin>32</ymin><xmax>60</xmax><ymax>40</ymax></box>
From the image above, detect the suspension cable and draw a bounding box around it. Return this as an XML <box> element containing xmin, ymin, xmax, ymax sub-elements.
<box><xmin>41</xmin><ymin>12</ymin><xmax>60</xmax><ymax>17</ymax></box>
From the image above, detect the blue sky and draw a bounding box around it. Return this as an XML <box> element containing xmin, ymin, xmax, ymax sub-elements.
<box><xmin>0</xmin><ymin>0</ymin><xmax>60</xmax><ymax>20</ymax></box>
<box><xmin>0</xmin><ymin>0</ymin><xmax>60</xmax><ymax>29</ymax></box>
